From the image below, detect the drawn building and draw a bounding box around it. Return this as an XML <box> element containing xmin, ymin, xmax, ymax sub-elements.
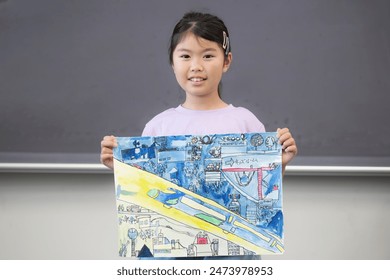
<box><xmin>192</xmin><ymin>231</ymin><xmax>213</xmax><ymax>257</ymax></box>
<box><xmin>152</xmin><ymin>232</ymin><xmax>187</xmax><ymax>257</ymax></box>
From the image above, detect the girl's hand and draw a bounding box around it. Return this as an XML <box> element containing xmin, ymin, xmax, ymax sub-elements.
<box><xmin>100</xmin><ymin>135</ymin><xmax>117</xmax><ymax>170</ymax></box>
<box><xmin>277</xmin><ymin>128</ymin><xmax>298</xmax><ymax>169</ymax></box>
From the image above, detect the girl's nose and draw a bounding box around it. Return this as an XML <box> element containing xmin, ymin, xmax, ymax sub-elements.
<box><xmin>190</xmin><ymin>60</ymin><xmax>204</xmax><ymax>72</ymax></box>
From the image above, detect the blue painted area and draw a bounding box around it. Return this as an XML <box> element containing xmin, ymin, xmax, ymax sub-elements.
<box><xmin>264</xmin><ymin>165</ymin><xmax>282</xmax><ymax>196</ymax></box>
<box><xmin>267</xmin><ymin>210</ymin><xmax>284</xmax><ymax>237</ymax></box>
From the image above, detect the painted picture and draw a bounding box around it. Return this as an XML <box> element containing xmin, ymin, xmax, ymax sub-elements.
<box><xmin>113</xmin><ymin>132</ymin><xmax>283</xmax><ymax>258</ymax></box>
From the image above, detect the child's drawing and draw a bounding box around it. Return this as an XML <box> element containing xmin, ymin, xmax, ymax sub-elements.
<box><xmin>113</xmin><ymin>132</ymin><xmax>283</xmax><ymax>258</ymax></box>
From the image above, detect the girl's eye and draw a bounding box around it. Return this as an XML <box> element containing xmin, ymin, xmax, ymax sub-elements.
<box><xmin>180</xmin><ymin>54</ymin><xmax>190</xmax><ymax>59</ymax></box>
<box><xmin>204</xmin><ymin>55</ymin><xmax>214</xmax><ymax>59</ymax></box>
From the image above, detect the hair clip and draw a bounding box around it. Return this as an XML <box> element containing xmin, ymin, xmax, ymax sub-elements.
<box><xmin>222</xmin><ymin>31</ymin><xmax>230</xmax><ymax>56</ymax></box>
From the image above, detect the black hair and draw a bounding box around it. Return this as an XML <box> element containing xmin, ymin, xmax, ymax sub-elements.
<box><xmin>168</xmin><ymin>12</ymin><xmax>231</xmax><ymax>65</ymax></box>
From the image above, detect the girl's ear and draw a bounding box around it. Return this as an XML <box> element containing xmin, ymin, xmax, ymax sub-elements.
<box><xmin>223</xmin><ymin>52</ymin><xmax>233</xmax><ymax>73</ymax></box>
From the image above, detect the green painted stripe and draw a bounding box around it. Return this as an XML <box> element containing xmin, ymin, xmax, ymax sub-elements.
<box><xmin>195</xmin><ymin>213</ymin><xmax>223</xmax><ymax>226</ymax></box>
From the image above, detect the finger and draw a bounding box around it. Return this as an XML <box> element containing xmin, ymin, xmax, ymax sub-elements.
<box><xmin>101</xmin><ymin>138</ymin><xmax>117</xmax><ymax>148</ymax></box>
<box><xmin>100</xmin><ymin>153</ymin><xmax>113</xmax><ymax>160</ymax></box>
<box><xmin>100</xmin><ymin>154</ymin><xmax>113</xmax><ymax>164</ymax></box>
<box><xmin>277</xmin><ymin>127</ymin><xmax>289</xmax><ymax>139</ymax></box>
<box><xmin>279</xmin><ymin>132</ymin><xmax>292</xmax><ymax>144</ymax></box>
<box><xmin>101</xmin><ymin>147</ymin><xmax>114</xmax><ymax>154</ymax></box>
<box><xmin>102</xmin><ymin>135</ymin><xmax>117</xmax><ymax>143</ymax></box>
<box><xmin>285</xmin><ymin>144</ymin><xmax>298</xmax><ymax>155</ymax></box>
<box><xmin>281</xmin><ymin>137</ymin><xmax>295</xmax><ymax>150</ymax></box>
<box><xmin>103</xmin><ymin>135</ymin><xmax>115</xmax><ymax>141</ymax></box>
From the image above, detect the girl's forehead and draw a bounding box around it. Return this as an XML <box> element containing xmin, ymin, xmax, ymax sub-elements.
<box><xmin>175</xmin><ymin>32</ymin><xmax>220</xmax><ymax>50</ymax></box>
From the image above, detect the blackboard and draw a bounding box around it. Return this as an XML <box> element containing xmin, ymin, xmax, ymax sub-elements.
<box><xmin>1</xmin><ymin>0</ymin><xmax>389</xmax><ymax>166</ymax></box>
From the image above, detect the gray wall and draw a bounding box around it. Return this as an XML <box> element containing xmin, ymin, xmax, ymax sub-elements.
<box><xmin>1</xmin><ymin>0</ymin><xmax>389</xmax><ymax>261</ymax></box>
<box><xmin>1</xmin><ymin>0</ymin><xmax>390</xmax><ymax>166</ymax></box>
<box><xmin>1</xmin><ymin>172</ymin><xmax>389</xmax><ymax>260</ymax></box>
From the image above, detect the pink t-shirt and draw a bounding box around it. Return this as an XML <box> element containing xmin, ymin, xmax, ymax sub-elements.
<box><xmin>142</xmin><ymin>104</ymin><xmax>265</xmax><ymax>136</ymax></box>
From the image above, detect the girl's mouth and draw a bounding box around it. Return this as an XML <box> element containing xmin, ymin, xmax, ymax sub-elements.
<box><xmin>189</xmin><ymin>77</ymin><xmax>206</xmax><ymax>82</ymax></box>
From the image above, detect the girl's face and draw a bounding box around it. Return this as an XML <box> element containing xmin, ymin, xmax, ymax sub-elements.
<box><xmin>172</xmin><ymin>32</ymin><xmax>232</xmax><ymax>101</ymax></box>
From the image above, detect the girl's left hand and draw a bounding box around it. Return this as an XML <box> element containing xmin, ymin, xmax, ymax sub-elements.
<box><xmin>277</xmin><ymin>128</ymin><xmax>298</xmax><ymax>166</ymax></box>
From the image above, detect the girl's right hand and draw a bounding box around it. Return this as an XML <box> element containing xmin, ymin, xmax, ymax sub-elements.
<box><xmin>100</xmin><ymin>135</ymin><xmax>117</xmax><ymax>170</ymax></box>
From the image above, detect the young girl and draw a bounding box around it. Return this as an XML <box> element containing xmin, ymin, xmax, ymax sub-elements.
<box><xmin>101</xmin><ymin>12</ymin><xmax>297</xmax><ymax>259</ymax></box>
